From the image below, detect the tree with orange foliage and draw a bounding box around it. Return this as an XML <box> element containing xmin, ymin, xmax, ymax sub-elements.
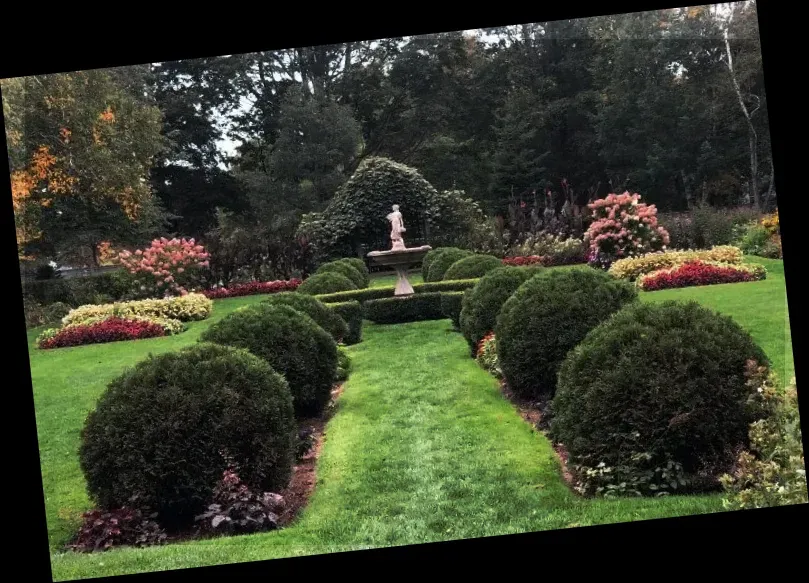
<box><xmin>3</xmin><ymin>67</ymin><xmax>166</xmax><ymax>266</ymax></box>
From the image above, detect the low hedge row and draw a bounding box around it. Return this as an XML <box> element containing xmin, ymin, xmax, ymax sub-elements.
<box><xmin>314</xmin><ymin>278</ymin><xmax>479</xmax><ymax>304</ymax></box>
<box><xmin>364</xmin><ymin>292</ymin><xmax>445</xmax><ymax>324</ymax></box>
<box><xmin>325</xmin><ymin>301</ymin><xmax>363</xmax><ymax>345</ymax></box>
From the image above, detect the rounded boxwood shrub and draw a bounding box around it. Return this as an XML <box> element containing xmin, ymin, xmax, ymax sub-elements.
<box><xmin>425</xmin><ymin>248</ymin><xmax>473</xmax><ymax>282</ymax></box>
<box><xmin>201</xmin><ymin>304</ymin><xmax>338</xmax><ymax>417</ymax></box>
<box><xmin>297</xmin><ymin>272</ymin><xmax>357</xmax><ymax>295</ymax></box>
<box><xmin>316</xmin><ymin>260</ymin><xmax>366</xmax><ymax>289</ymax></box>
<box><xmin>496</xmin><ymin>268</ymin><xmax>637</xmax><ymax>399</ymax></box>
<box><xmin>459</xmin><ymin>266</ymin><xmax>539</xmax><ymax>356</ymax></box>
<box><xmin>79</xmin><ymin>343</ymin><xmax>296</xmax><ymax>527</ymax></box>
<box><xmin>443</xmin><ymin>254</ymin><xmax>502</xmax><ymax>281</ymax></box>
<box><xmin>338</xmin><ymin>258</ymin><xmax>370</xmax><ymax>287</ymax></box>
<box><xmin>551</xmin><ymin>301</ymin><xmax>770</xmax><ymax>494</ymax></box>
<box><xmin>262</xmin><ymin>292</ymin><xmax>349</xmax><ymax>342</ymax></box>
<box><xmin>422</xmin><ymin>247</ymin><xmax>450</xmax><ymax>278</ymax></box>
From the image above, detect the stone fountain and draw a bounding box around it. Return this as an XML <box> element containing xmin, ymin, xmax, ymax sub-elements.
<box><xmin>366</xmin><ymin>204</ymin><xmax>431</xmax><ymax>296</ymax></box>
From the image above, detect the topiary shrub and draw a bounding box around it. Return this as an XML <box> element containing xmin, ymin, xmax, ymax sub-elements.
<box><xmin>263</xmin><ymin>292</ymin><xmax>348</xmax><ymax>343</ymax></box>
<box><xmin>326</xmin><ymin>301</ymin><xmax>363</xmax><ymax>345</ymax></box>
<box><xmin>459</xmin><ymin>266</ymin><xmax>539</xmax><ymax>356</ymax></box>
<box><xmin>79</xmin><ymin>343</ymin><xmax>296</xmax><ymax>527</ymax></box>
<box><xmin>496</xmin><ymin>268</ymin><xmax>637</xmax><ymax>399</ymax></box>
<box><xmin>316</xmin><ymin>260</ymin><xmax>366</xmax><ymax>289</ymax></box>
<box><xmin>201</xmin><ymin>304</ymin><xmax>338</xmax><ymax>417</ymax></box>
<box><xmin>336</xmin><ymin>346</ymin><xmax>352</xmax><ymax>382</ymax></box>
<box><xmin>336</xmin><ymin>258</ymin><xmax>370</xmax><ymax>288</ymax></box>
<box><xmin>365</xmin><ymin>293</ymin><xmax>444</xmax><ymax>324</ymax></box>
<box><xmin>426</xmin><ymin>248</ymin><xmax>473</xmax><ymax>282</ymax></box>
<box><xmin>440</xmin><ymin>292</ymin><xmax>465</xmax><ymax>329</ymax></box>
<box><xmin>443</xmin><ymin>254</ymin><xmax>502</xmax><ymax>281</ymax></box>
<box><xmin>297</xmin><ymin>272</ymin><xmax>357</xmax><ymax>296</ymax></box>
<box><xmin>551</xmin><ymin>301</ymin><xmax>771</xmax><ymax>497</ymax></box>
<box><xmin>422</xmin><ymin>247</ymin><xmax>451</xmax><ymax>278</ymax></box>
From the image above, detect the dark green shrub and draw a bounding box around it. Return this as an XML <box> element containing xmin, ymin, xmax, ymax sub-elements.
<box><xmin>297</xmin><ymin>272</ymin><xmax>357</xmax><ymax>296</ymax></box>
<box><xmin>422</xmin><ymin>247</ymin><xmax>450</xmax><ymax>277</ymax></box>
<box><xmin>326</xmin><ymin>301</ymin><xmax>363</xmax><ymax>344</ymax></box>
<box><xmin>316</xmin><ymin>261</ymin><xmax>366</xmax><ymax>289</ymax></box>
<box><xmin>460</xmin><ymin>266</ymin><xmax>539</xmax><ymax>356</ymax></box>
<box><xmin>365</xmin><ymin>293</ymin><xmax>444</xmax><ymax>324</ymax></box>
<box><xmin>443</xmin><ymin>254</ymin><xmax>502</xmax><ymax>281</ymax></box>
<box><xmin>43</xmin><ymin>301</ymin><xmax>72</xmax><ymax>325</ymax></box>
<box><xmin>79</xmin><ymin>343</ymin><xmax>296</xmax><ymax>527</ymax></box>
<box><xmin>441</xmin><ymin>292</ymin><xmax>465</xmax><ymax>329</ymax></box>
<box><xmin>201</xmin><ymin>304</ymin><xmax>338</xmax><ymax>417</ymax></box>
<box><xmin>262</xmin><ymin>292</ymin><xmax>349</xmax><ymax>342</ymax></box>
<box><xmin>496</xmin><ymin>268</ymin><xmax>637</xmax><ymax>399</ymax></box>
<box><xmin>551</xmin><ymin>301</ymin><xmax>770</xmax><ymax>496</ymax></box>
<box><xmin>425</xmin><ymin>248</ymin><xmax>473</xmax><ymax>282</ymax></box>
<box><xmin>337</xmin><ymin>258</ymin><xmax>370</xmax><ymax>288</ymax></box>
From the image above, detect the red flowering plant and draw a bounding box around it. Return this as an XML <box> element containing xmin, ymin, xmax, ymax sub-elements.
<box><xmin>118</xmin><ymin>238</ymin><xmax>210</xmax><ymax>299</ymax></box>
<box><xmin>203</xmin><ymin>278</ymin><xmax>303</xmax><ymax>299</ymax></box>
<box><xmin>38</xmin><ymin>317</ymin><xmax>167</xmax><ymax>349</ymax></box>
<box><xmin>584</xmin><ymin>192</ymin><xmax>670</xmax><ymax>269</ymax></box>
<box><xmin>637</xmin><ymin>260</ymin><xmax>767</xmax><ymax>291</ymax></box>
<box><xmin>502</xmin><ymin>255</ymin><xmax>544</xmax><ymax>267</ymax></box>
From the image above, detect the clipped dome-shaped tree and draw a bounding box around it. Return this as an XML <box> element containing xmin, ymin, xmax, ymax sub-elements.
<box><xmin>496</xmin><ymin>268</ymin><xmax>638</xmax><ymax>399</ymax></box>
<box><xmin>443</xmin><ymin>254</ymin><xmax>502</xmax><ymax>281</ymax></box>
<box><xmin>297</xmin><ymin>272</ymin><xmax>357</xmax><ymax>295</ymax></box>
<box><xmin>459</xmin><ymin>266</ymin><xmax>540</xmax><ymax>355</ymax></box>
<box><xmin>425</xmin><ymin>248</ymin><xmax>473</xmax><ymax>282</ymax></box>
<box><xmin>262</xmin><ymin>292</ymin><xmax>349</xmax><ymax>342</ymax></box>
<box><xmin>79</xmin><ymin>343</ymin><xmax>296</xmax><ymax>527</ymax></box>
<box><xmin>201</xmin><ymin>304</ymin><xmax>338</xmax><ymax>417</ymax></box>
<box><xmin>315</xmin><ymin>260</ymin><xmax>368</xmax><ymax>289</ymax></box>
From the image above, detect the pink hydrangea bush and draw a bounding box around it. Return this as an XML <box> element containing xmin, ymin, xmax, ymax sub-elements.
<box><xmin>584</xmin><ymin>192</ymin><xmax>670</xmax><ymax>269</ymax></box>
<box><xmin>118</xmin><ymin>238</ymin><xmax>210</xmax><ymax>298</ymax></box>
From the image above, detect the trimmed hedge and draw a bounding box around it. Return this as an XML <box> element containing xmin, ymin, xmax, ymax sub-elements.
<box><xmin>262</xmin><ymin>292</ymin><xmax>349</xmax><ymax>342</ymax></box>
<box><xmin>314</xmin><ymin>278</ymin><xmax>479</xmax><ymax>304</ymax></box>
<box><xmin>496</xmin><ymin>268</ymin><xmax>638</xmax><ymax>399</ymax></box>
<box><xmin>440</xmin><ymin>292</ymin><xmax>465</xmax><ymax>329</ymax></box>
<box><xmin>459</xmin><ymin>266</ymin><xmax>539</xmax><ymax>356</ymax></box>
<box><xmin>200</xmin><ymin>304</ymin><xmax>338</xmax><ymax>417</ymax></box>
<box><xmin>443</xmin><ymin>254</ymin><xmax>502</xmax><ymax>281</ymax></box>
<box><xmin>316</xmin><ymin>261</ymin><xmax>367</xmax><ymax>289</ymax></box>
<box><xmin>552</xmin><ymin>301</ymin><xmax>770</xmax><ymax>495</ymax></box>
<box><xmin>79</xmin><ymin>343</ymin><xmax>296</xmax><ymax>527</ymax></box>
<box><xmin>425</xmin><ymin>248</ymin><xmax>473</xmax><ymax>282</ymax></box>
<box><xmin>297</xmin><ymin>272</ymin><xmax>357</xmax><ymax>295</ymax></box>
<box><xmin>326</xmin><ymin>301</ymin><xmax>363</xmax><ymax>345</ymax></box>
<box><xmin>365</xmin><ymin>293</ymin><xmax>445</xmax><ymax>324</ymax></box>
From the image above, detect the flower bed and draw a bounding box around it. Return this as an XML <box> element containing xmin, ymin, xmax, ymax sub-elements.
<box><xmin>203</xmin><ymin>279</ymin><xmax>302</xmax><ymax>299</ymax></box>
<box><xmin>62</xmin><ymin>293</ymin><xmax>213</xmax><ymax>327</ymax></box>
<box><xmin>502</xmin><ymin>255</ymin><xmax>544</xmax><ymax>267</ymax></box>
<box><xmin>38</xmin><ymin>317</ymin><xmax>168</xmax><ymax>349</ymax></box>
<box><xmin>637</xmin><ymin>260</ymin><xmax>766</xmax><ymax>291</ymax></box>
<box><xmin>608</xmin><ymin>246</ymin><xmax>743</xmax><ymax>281</ymax></box>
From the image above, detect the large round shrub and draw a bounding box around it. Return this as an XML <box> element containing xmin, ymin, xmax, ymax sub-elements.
<box><xmin>426</xmin><ymin>248</ymin><xmax>473</xmax><ymax>282</ymax></box>
<box><xmin>443</xmin><ymin>254</ymin><xmax>502</xmax><ymax>281</ymax></box>
<box><xmin>339</xmin><ymin>258</ymin><xmax>370</xmax><ymax>287</ymax></box>
<box><xmin>297</xmin><ymin>272</ymin><xmax>357</xmax><ymax>295</ymax></box>
<box><xmin>496</xmin><ymin>268</ymin><xmax>637</xmax><ymax>399</ymax></box>
<box><xmin>262</xmin><ymin>292</ymin><xmax>349</xmax><ymax>342</ymax></box>
<box><xmin>316</xmin><ymin>260</ymin><xmax>366</xmax><ymax>289</ymax></box>
<box><xmin>551</xmin><ymin>301</ymin><xmax>770</xmax><ymax>494</ymax></box>
<box><xmin>422</xmin><ymin>247</ymin><xmax>451</xmax><ymax>277</ymax></box>
<box><xmin>79</xmin><ymin>343</ymin><xmax>296</xmax><ymax>527</ymax></box>
<box><xmin>459</xmin><ymin>266</ymin><xmax>539</xmax><ymax>356</ymax></box>
<box><xmin>201</xmin><ymin>304</ymin><xmax>338</xmax><ymax>417</ymax></box>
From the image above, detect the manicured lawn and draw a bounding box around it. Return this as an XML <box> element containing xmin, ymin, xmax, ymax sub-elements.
<box><xmin>31</xmin><ymin>256</ymin><xmax>793</xmax><ymax>580</ymax></box>
<box><xmin>369</xmin><ymin>270</ymin><xmax>423</xmax><ymax>288</ymax></box>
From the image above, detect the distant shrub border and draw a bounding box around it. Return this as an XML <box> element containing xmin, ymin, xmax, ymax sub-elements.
<box><xmin>62</xmin><ymin>293</ymin><xmax>213</xmax><ymax>327</ymax></box>
<box><xmin>608</xmin><ymin>246</ymin><xmax>743</xmax><ymax>281</ymax></box>
<box><xmin>203</xmin><ymin>279</ymin><xmax>301</xmax><ymax>299</ymax></box>
<box><xmin>38</xmin><ymin>317</ymin><xmax>168</xmax><ymax>349</ymax></box>
<box><xmin>637</xmin><ymin>261</ymin><xmax>766</xmax><ymax>291</ymax></box>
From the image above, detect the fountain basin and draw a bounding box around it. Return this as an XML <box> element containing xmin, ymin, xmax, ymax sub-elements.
<box><xmin>367</xmin><ymin>245</ymin><xmax>432</xmax><ymax>296</ymax></box>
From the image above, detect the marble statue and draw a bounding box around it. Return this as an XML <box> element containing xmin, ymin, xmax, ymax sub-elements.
<box><xmin>386</xmin><ymin>204</ymin><xmax>406</xmax><ymax>251</ymax></box>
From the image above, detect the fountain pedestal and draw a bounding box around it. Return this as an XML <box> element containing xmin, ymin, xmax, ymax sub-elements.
<box><xmin>367</xmin><ymin>245</ymin><xmax>432</xmax><ymax>296</ymax></box>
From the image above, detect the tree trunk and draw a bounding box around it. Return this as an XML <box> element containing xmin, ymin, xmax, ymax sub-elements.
<box><xmin>90</xmin><ymin>243</ymin><xmax>100</xmax><ymax>268</ymax></box>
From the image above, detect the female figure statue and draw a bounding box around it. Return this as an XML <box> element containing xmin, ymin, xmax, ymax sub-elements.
<box><xmin>386</xmin><ymin>204</ymin><xmax>406</xmax><ymax>251</ymax></box>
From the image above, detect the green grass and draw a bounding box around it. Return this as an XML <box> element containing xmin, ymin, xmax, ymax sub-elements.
<box><xmin>32</xmin><ymin>257</ymin><xmax>793</xmax><ymax>580</ymax></box>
